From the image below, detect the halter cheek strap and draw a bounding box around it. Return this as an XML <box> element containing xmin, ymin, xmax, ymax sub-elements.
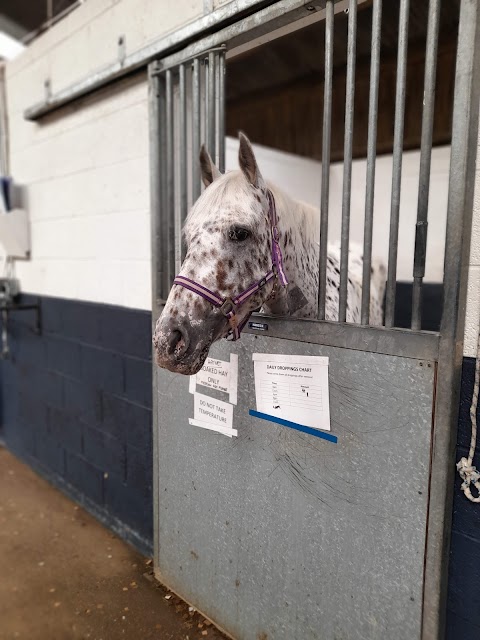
<box><xmin>173</xmin><ymin>190</ymin><xmax>288</xmax><ymax>341</ymax></box>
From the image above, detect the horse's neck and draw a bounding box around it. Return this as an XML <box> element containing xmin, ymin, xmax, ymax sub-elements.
<box><xmin>266</xmin><ymin>184</ymin><xmax>319</xmax><ymax>317</ymax></box>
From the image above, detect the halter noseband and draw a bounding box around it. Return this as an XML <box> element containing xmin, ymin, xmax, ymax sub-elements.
<box><xmin>173</xmin><ymin>190</ymin><xmax>288</xmax><ymax>340</ymax></box>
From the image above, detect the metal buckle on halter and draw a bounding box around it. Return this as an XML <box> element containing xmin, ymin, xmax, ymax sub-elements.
<box><xmin>220</xmin><ymin>297</ymin><xmax>236</xmax><ymax>317</ymax></box>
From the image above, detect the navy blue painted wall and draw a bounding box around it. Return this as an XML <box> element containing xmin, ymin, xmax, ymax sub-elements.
<box><xmin>0</xmin><ymin>294</ymin><xmax>153</xmax><ymax>555</ymax></box>
<box><xmin>0</xmin><ymin>292</ymin><xmax>479</xmax><ymax>637</ymax></box>
<box><xmin>447</xmin><ymin>356</ymin><xmax>480</xmax><ymax>638</ymax></box>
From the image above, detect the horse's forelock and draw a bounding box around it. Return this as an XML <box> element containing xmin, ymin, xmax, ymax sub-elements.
<box><xmin>184</xmin><ymin>171</ymin><xmax>261</xmax><ymax>237</ymax></box>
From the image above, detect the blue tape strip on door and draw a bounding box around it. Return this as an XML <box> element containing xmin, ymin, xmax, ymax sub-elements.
<box><xmin>249</xmin><ymin>410</ymin><xmax>338</xmax><ymax>444</ymax></box>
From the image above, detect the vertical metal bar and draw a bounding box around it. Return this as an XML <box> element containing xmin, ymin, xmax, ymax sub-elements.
<box><xmin>204</xmin><ymin>56</ymin><xmax>209</xmax><ymax>156</ymax></box>
<box><xmin>361</xmin><ymin>0</ymin><xmax>382</xmax><ymax>325</ymax></box>
<box><xmin>317</xmin><ymin>0</ymin><xmax>334</xmax><ymax>321</ymax></box>
<box><xmin>148</xmin><ymin>62</ymin><xmax>163</xmax><ymax>574</ymax></box>
<box><xmin>192</xmin><ymin>58</ymin><xmax>201</xmax><ymax>202</ymax></box>
<box><xmin>149</xmin><ymin>64</ymin><xmax>165</xmax><ymax>310</ymax></box>
<box><xmin>423</xmin><ymin>2</ymin><xmax>480</xmax><ymax>638</ymax></box>
<box><xmin>165</xmin><ymin>69</ymin><xmax>175</xmax><ymax>288</ymax></box>
<box><xmin>411</xmin><ymin>0</ymin><xmax>441</xmax><ymax>331</ymax></box>
<box><xmin>214</xmin><ymin>52</ymin><xmax>221</xmax><ymax>166</ymax></box>
<box><xmin>218</xmin><ymin>50</ymin><xmax>226</xmax><ymax>173</ymax></box>
<box><xmin>179</xmin><ymin>64</ymin><xmax>188</xmax><ymax>261</ymax></box>
<box><xmin>338</xmin><ymin>0</ymin><xmax>357</xmax><ymax>323</ymax></box>
<box><xmin>47</xmin><ymin>0</ymin><xmax>53</xmax><ymax>25</ymax></box>
<box><xmin>207</xmin><ymin>51</ymin><xmax>216</xmax><ymax>158</ymax></box>
<box><xmin>384</xmin><ymin>0</ymin><xmax>410</xmax><ymax>328</ymax></box>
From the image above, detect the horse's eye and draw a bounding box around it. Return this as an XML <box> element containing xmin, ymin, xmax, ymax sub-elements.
<box><xmin>228</xmin><ymin>227</ymin><xmax>250</xmax><ymax>242</ymax></box>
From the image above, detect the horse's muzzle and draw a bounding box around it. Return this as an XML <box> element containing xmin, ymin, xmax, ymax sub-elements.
<box><xmin>153</xmin><ymin>315</ymin><xmax>214</xmax><ymax>376</ymax></box>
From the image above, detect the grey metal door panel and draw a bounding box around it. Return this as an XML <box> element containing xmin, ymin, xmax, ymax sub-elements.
<box><xmin>155</xmin><ymin>336</ymin><xmax>435</xmax><ymax>640</ymax></box>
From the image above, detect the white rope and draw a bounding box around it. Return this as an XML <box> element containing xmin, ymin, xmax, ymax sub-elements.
<box><xmin>456</xmin><ymin>325</ymin><xmax>480</xmax><ymax>503</ymax></box>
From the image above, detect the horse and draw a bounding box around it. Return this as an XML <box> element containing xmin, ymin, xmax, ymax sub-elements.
<box><xmin>153</xmin><ymin>133</ymin><xmax>386</xmax><ymax>375</ymax></box>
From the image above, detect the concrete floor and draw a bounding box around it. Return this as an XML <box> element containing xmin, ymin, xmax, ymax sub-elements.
<box><xmin>0</xmin><ymin>447</ymin><xmax>227</xmax><ymax>640</ymax></box>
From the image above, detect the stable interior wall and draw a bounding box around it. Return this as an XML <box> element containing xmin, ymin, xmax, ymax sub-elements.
<box><xmin>0</xmin><ymin>0</ymin><xmax>479</xmax><ymax>636</ymax></box>
<box><xmin>225</xmin><ymin>138</ymin><xmax>449</xmax><ymax>285</ymax></box>
<box><xmin>4</xmin><ymin>0</ymin><xmax>218</xmax><ymax>310</ymax></box>
<box><xmin>0</xmin><ymin>0</ymin><xmax>210</xmax><ymax>554</ymax></box>
<box><xmin>0</xmin><ymin>294</ymin><xmax>154</xmax><ymax>554</ymax></box>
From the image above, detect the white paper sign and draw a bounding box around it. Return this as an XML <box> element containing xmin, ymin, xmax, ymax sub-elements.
<box><xmin>196</xmin><ymin>358</ymin><xmax>229</xmax><ymax>392</ymax></box>
<box><xmin>189</xmin><ymin>391</ymin><xmax>237</xmax><ymax>437</ymax></box>
<box><xmin>253</xmin><ymin>353</ymin><xmax>331</xmax><ymax>432</ymax></box>
<box><xmin>189</xmin><ymin>354</ymin><xmax>238</xmax><ymax>404</ymax></box>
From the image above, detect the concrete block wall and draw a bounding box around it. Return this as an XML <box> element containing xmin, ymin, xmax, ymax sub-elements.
<box><xmin>6</xmin><ymin>0</ymin><xmax>204</xmax><ymax>118</ymax></box>
<box><xmin>10</xmin><ymin>74</ymin><xmax>152</xmax><ymax>309</ymax></box>
<box><xmin>447</xmin><ymin>358</ymin><xmax>480</xmax><ymax>636</ymax></box>
<box><xmin>0</xmin><ymin>294</ymin><xmax>153</xmax><ymax>554</ymax></box>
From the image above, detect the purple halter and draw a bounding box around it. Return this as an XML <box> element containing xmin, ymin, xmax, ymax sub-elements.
<box><xmin>173</xmin><ymin>190</ymin><xmax>288</xmax><ymax>340</ymax></box>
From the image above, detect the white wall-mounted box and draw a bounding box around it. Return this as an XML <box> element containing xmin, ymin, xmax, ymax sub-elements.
<box><xmin>0</xmin><ymin>209</ymin><xmax>30</xmax><ymax>259</ymax></box>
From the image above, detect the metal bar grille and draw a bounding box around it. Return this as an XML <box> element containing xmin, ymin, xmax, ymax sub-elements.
<box><xmin>152</xmin><ymin>47</ymin><xmax>226</xmax><ymax>301</ymax></box>
<box><xmin>317</xmin><ymin>0</ymin><xmax>334</xmax><ymax>321</ymax></box>
<box><xmin>150</xmin><ymin>1</ymin><xmax>469</xmax><ymax>340</ymax></box>
<box><xmin>338</xmin><ymin>0</ymin><xmax>358</xmax><ymax>323</ymax></box>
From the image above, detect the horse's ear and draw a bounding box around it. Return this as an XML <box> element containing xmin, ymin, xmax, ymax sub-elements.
<box><xmin>238</xmin><ymin>132</ymin><xmax>263</xmax><ymax>188</ymax></box>
<box><xmin>199</xmin><ymin>145</ymin><xmax>221</xmax><ymax>187</ymax></box>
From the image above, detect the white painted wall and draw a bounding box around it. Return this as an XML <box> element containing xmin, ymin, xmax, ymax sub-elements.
<box><xmin>226</xmin><ymin>139</ymin><xmax>449</xmax><ymax>284</ymax></box>
<box><xmin>9</xmin><ymin>74</ymin><xmax>152</xmax><ymax>309</ymax></box>
<box><xmin>465</xmin><ymin>158</ymin><xmax>480</xmax><ymax>358</ymax></box>
<box><xmin>4</xmin><ymin>0</ymin><xmax>209</xmax><ymax>310</ymax></box>
<box><xmin>2</xmin><ymin>0</ymin><xmax>479</xmax><ymax>355</ymax></box>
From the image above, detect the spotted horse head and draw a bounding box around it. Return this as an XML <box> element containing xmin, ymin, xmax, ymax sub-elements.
<box><xmin>153</xmin><ymin>133</ymin><xmax>287</xmax><ymax>375</ymax></box>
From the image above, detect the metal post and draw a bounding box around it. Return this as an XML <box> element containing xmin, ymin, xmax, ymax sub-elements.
<box><xmin>148</xmin><ymin>62</ymin><xmax>164</xmax><ymax>575</ymax></box>
<box><xmin>214</xmin><ymin>52</ymin><xmax>221</xmax><ymax>166</ymax></box>
<box><xmin>207</xmin><ymin>51</ymin><xmax>216</xmax><ymax>158</ymax></box>
<box><xmin>179</xmin><ymin>63</ymin><xmax>188</xmax><ymax>261</ymax></box>
<box><xmin>149</xmin><ymin>64</ymin><xmax>164</xmax><ymax>311</ymax></box>
<box><xmin>338</xmin><ymin>0</ymin><xmax>357</xmax><ymax>323</ymax></box>
<box><xmin>47</xmin><ymin>0</ymin><xmax>53</xmax><ymax>26</ymax></box>
<box><xmin>317</xmin><ymin>0</ymin><xmax>334</xmax><ymax>321</ymax></box>
<box><xmin>192</xmin><ymin>58</ymin><xmax>201</xmax><ymax>202</ymax></box>
<box><xmin>422</xmin><ymin>1</ymin><xmax>480</xmax><ymax>638</ymax></box>
<box><xmin>204</xmin><ymin>57</ymin><xmax>210</xmax><ymax>162</ymax></box>
<box><xmin>218</xmin><ymin>50</ymin><xmax>226</xmax><ymax>173</ymax></box>
<box><xmin>384</xmin><ymin>0</ymin><xmax>410</xmax><ymax>328</ymax></box>
<box><xmin>165</xmin><ymin>69</ymin><xmax>175</xmax><ymax>289</ymax></box>
<box><xmin>411</xmin><ymin>0</ymin><xmax>441</xmax><ymax>331</ymax></box>
<box><xmin>361</xmin><ymin>0</ymin><xmax>382</xmax><ymax>326</ymax></box>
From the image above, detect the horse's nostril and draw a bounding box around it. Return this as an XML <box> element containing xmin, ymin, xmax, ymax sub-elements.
<box><xmin>167</xmin><ymin>327</ymin><xmax>189</xmax><ymax>359</ymax></box>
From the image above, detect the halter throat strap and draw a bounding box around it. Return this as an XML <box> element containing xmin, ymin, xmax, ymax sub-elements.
<box><xmin>173</xmin><ymin>190</ymin><xmax>288</xmax><ymax>340</ymax></box>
